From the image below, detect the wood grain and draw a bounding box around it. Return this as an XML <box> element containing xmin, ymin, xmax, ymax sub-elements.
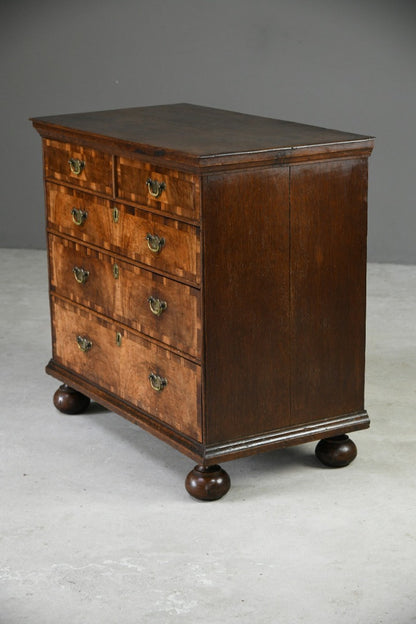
<box><xmin>51</xmin><ymin>295</ymin><xmax>201</xmax><ymax>441</ymax></box>
<box><xmin>48</xmin><ymin>233</ymin><xmax>201</xmax><ymax>359</ymax></box>
<box><xmin>43</xmin><ymin>139</ymin><xmax>113</xmax><ymax>195</ymax></box>
<box><xmin>202</xmin><ymin>166</ymin><xmax>290</xmax><ymax>443</ymax></box>
<box><xmin>117</xmin><ymin>157</ymin><xmax>200</xmax><ymax>221</ymax></box>
<box><xmin>46</xmin><ymin>183</ymin><xmax>201</xmax><ymax>285</ymax></box>
<box><xmin>290</xmin><ymin>158</ymin><xmax>368</xmax><ymax>423</ymax></box>
<box><xmin>33</xmin><ymin>104</ymin><xmax>374</xmax><ymax>170</ymax></box>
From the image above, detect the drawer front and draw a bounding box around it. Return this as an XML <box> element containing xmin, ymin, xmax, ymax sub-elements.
<box><xmin>47</xmin><ymin>183</ymin><xmax>200</xmax><ymax>284</ymax></box>
<box><xmin>117</xmin><ymin>158</ymin><xmax>200</xmax><ymax>221</ymax></box>
<box><xmin>44</xmin><ymin>139</ymin><xmax>113</xmax><ymax>195</ymax></box>
<box><xmin>49</xmin><ymin>234</ymin><xmax>201</xmax><ymax>359</ymax></box>
<box><xmin>51</xmin><ymin>296</ymin><xmax>201</xmax><ymax>441</ymax></box>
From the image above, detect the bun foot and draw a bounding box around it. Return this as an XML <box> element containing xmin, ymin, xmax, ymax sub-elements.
<box><xmin>315</xmin><ymin>434</ymin><xmax>357</xmax><ymax>468</ymax></box>
<box><xmin>53</xmin><ymin>384</ymin><xmax>90</xmax><ymax>415</ymax></box>
<box><xmin>185</xmin><ymin>464</ymin><xmax>231</xmax><ymax>501</ymax></box>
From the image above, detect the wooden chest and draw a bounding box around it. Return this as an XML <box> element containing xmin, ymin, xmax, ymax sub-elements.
<box><xmin>32</xmin><ymin>104</ymin><xmax>374</xmax><ymax>500</ymax></box>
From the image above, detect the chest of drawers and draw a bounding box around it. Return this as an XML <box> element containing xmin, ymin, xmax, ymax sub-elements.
<box><xmin>32</xmin><ymin>104</ymin><xmax>374</xmax><ymax>500</ymax></box>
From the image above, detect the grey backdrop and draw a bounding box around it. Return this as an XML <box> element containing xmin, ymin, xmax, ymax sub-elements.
<box><xmin>1</xmin><ymin>0</ymin><xmax>415</xmax><ymax>263</ymax></box>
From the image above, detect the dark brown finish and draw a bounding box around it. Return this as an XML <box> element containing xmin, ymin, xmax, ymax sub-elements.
<box><xmin>32</xmin><ymin>103</ymin><xmax>374</xmax><ymax>499</ymax></box>
<box><xmin>185</xmin><ymin>464</ymin><xmax>231</xmax><ymax>501</ymax></box>
<box><xmin>315</xmin><ymin>435</ymin><xmax>358</xmax><ymax>467</ymax></box>
<box><xmin>203</xmin><ymin>166</ymin><xmax>290</xmax><ymax>442</ymax></box>
<box><xmin>290</xmin><ymin>159</ymin><xmax>368</xmax><ymax>424</ymax></box>
<box><xmin>32</xmin><ymin>103</ymin><xmax>373</xmax><ymax>169</ymax></box>
<box><xmin>53</xmin><ymin>383</ymin><xmax>90</xmax><ymax>414</ymax></box>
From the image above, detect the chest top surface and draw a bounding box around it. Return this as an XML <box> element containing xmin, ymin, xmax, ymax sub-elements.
<box><xmin>31</xmin><ymin>103</ymin><xmax>374</xmax><ymax>168</ymax></box>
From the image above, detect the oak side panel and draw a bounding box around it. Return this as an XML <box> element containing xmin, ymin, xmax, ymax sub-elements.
<box><xmin>203</xmin><ymin>167</ymin><xmax>290</xmax><ymax>443</ymax></box>
<box><xmin>290</xmin><ymin>158</ymin><xmax>368</xmax><ymax>423</ymax></box>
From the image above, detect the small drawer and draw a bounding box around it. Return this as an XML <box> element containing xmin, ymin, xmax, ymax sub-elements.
<box><xmin>51</xmin><ymin>296</ymin><xmax>201</xmax><ymax>441</ymax></box>
<box><xmin>43</xmin><ymin>139</ymin><xmax>113</xmax><ymax>195</ymax></box>
<box><xmin>49</xmin><ymin>234</ymin><xmax>201</xmax><ymax>359</ymax></box>
<box><xmin>46</xmin><ymin>183</ymin><xmax>201</xmax><ymax>285</ymax></box>
<box><xmin>117</xmin><ymin>157</ymin><xmax>200</xmax><ymax>221</ymax></box>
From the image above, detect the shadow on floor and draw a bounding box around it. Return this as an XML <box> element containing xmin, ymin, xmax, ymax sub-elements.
<box><xmin>78</xmin><ymin>401</ymin><xmax>324</xmax><ymax>485</ymax></box>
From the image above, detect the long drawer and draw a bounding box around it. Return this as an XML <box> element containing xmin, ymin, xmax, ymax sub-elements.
<box><xmin>48</xmin><ymin>234</ymin><xmax>201</xmax><ymax>359</ymax></box>
<box><xmin>51</xmin><ymin>296</ymin><xmax>201</xmax><ymax>441</ymax></box>
<box><xmin>46</xmin><ymin>183</ymin><xmax>200</xmax><ymax>285</ymax></box>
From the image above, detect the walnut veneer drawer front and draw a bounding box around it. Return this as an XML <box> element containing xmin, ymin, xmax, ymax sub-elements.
<box><xmin>46</xmin><ymin>183</ymin><xmax>200</xmax><ymax>284</ymax></box>
<box><xmin>117</xmin><ymin>158</ymin><xmax>199</xmax><ymax>221</ymax></box>
<box><xmin>48</xmin><ymin>234</ymin><xmax>201</xmax><ymax>358</ymax></box>
<box><xmin>52</xmin><ymin>296</ymin><xmax>201</xmax><ymax>441</ymax></box>
<box><xmin>44</xmin><ymin>139</ymin><xmax>113</xmax><ymax>195</ymax></box>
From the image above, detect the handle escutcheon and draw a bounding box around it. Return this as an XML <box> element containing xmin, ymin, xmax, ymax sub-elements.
<box><xmin>71</xmin><ymin>208</ymin><xmax>88</xmax><ymax>226</ymax></box>
<box><xmin>146</xmin><ymin>177</ymin><xmax>166</xmax><ymax>198</ymax></box>
<box><xmin>68</xmin><ymin>158</ymin><xmax>85</xmax><ymax>175</ymax></box>
<box><xmin>77</xmin><ymin>336</ymin><xmax>92</xmax><ymax>352</ymax></box>
<box><xmin>149</xmin><ymin>372</ymin><xmax>168</xmax><ymax>392</ymax></box>
<box><xmin>73</xmin><ymin>266</ymin><xmax>89</xmax><ymax>284</ymax></box>
<box><xmin>148</xmin><ymin>296</ymin><xmax>167</xmax><ymax>317</ymax></box>
<box><xmin>145</xmin><ymin>233</ymin><xmax>165</xmax><ymax>254</ymax></box>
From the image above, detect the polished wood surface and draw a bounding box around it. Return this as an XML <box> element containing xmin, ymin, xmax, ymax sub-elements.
<box><xmin>185</xmin><ymin>464</ymin><xmax>231</xmax><ymax>501</ymax></box>
<box><xmin>46</xmin><ymin>183</ymin><xmax>201</xmax><ymax>285</ymax></box>
<box><xmin>44</xmin><ymin>139</ymin><xmax>113</xmax><ymax>195</ymax></box>
<box><xmin>315</xmin><ymin>435</ymin><xmax>358</xmax><ymax>467</ymax></box>
<box><xmin>33</xmin><ymin>104</ymin><xmax>374</xmax><ymax>169</ymax></box>
<box><xmin>203</xmin><ymin>166</ymin><xmax>290</xmax><ymax>442</ymax></box>
<box><xmin>51</xmin><ymin>295</ymin><xmax>201</xmax><ymax>440</ymax></box>
<box><xmin>53</xmin><ymin>383</ymin><xmax>90</xmax><ymax>414</ymax></box>
<box><xmin>290</xmin><ymin>159</ymin><xmax>368</xmax><ymax>424</ymax></box>
<box><xmin>117</xmin><ymin>157</ymin><xmax>199</xmax><ymax>221</ymax></box>
<box><xmin>48</xmin><ymin>233</ymin><xmax>201</xmax><ymax>358</ymax></box>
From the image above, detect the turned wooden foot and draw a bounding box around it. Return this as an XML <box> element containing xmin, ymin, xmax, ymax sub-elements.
<box><xmin>53</xmin><ymin>384</ymin><xmax>90</xmax><ymax>415</ymax></box>
<box><xmin>185</xmin><ymin>464</ymin><xmax>231</xmax><ymax>501</ymax></box>
<box><xmin>315</xmin><ymin>434</ymin><xmax>357</xmax><ymax>467</ymax></box>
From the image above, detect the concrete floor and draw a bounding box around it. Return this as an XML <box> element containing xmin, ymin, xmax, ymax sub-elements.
<box><xmin>1</xmin><ymin>249</ymin><xmax>415</xmax><ymax>624</ymax></box>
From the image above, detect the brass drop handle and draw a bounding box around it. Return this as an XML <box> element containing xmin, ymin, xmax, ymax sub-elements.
<box><xmin>148</xmin><ymin>296</ymin><xmax>167</xmax><ymax>317</ymax></box>
<box><xmin>146</xmin><ymin>177</ymin><xmax>166</xmax><ymax>198</ymax></box>
<box><xmin>73</xmin><ymin>266</ymin><xmax>89</xmax><ymax>284</ymax></box>
<box><xmin>71</xmin><ymin>208</ymin><xmax>88</xmax><ymax>226</ymax></box>
<box><xmin>77</xmin><ymin>336</ymin><xmax>92</xmax><ymax>352</ymax></box>
<box><xmin>68</xmin><ymin>158</ymin><xmax>85</xmax><ymax>175</ymax></box>
<box><xmin>149</xmin><ymin>372</ymin><xmax>168</xmax><ymax>392</ymax></box>
<box><xmin>145</xmin><ymin>233</ymin><xmax>165</xmax><ymax>254</ymax></box>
